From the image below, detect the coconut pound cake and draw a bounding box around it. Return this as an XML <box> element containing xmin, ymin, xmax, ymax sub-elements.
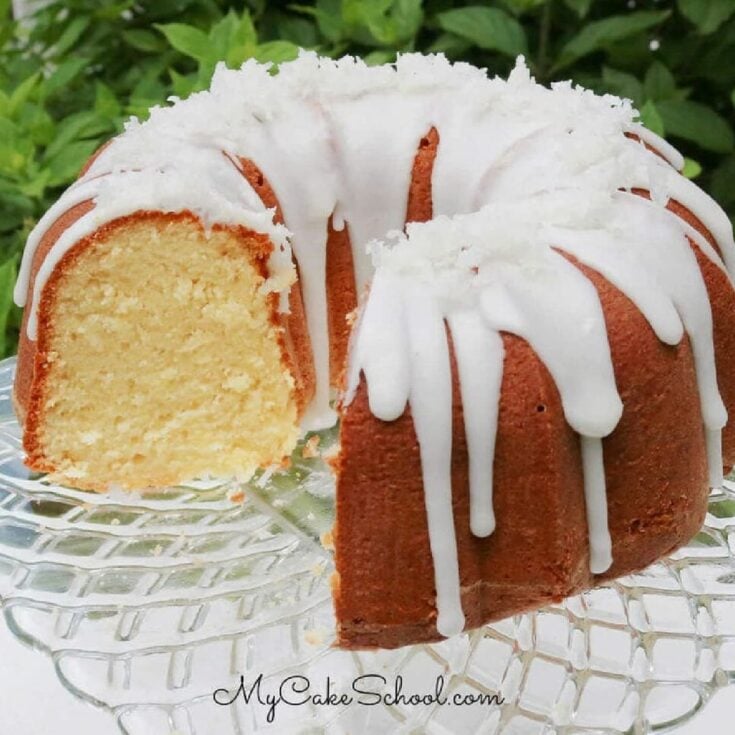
<box><xmin>12</xmin><ymin>53</ymin><xmax>735</xmax><ymax>647</ymax></box>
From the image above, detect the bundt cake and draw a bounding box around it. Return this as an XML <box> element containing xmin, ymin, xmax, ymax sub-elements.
<box><xmin>12</xmin><ymin>53</ymin><xmax>735</xmax><ymax>648</ymax></box>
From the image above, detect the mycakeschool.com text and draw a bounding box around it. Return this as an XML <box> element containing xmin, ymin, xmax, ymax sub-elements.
<box><xmin>213</xmin><ymin>673</ymin><xmax>505</xmax><ymax>723</ymax></box>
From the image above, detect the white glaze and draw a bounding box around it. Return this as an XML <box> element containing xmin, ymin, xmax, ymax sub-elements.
<box><xmin>403</xmin><ymin>280</ymin><xmax>464</xmax><ymax>638</ymax></box>
<box><xmin>448</xmin><ymin>311</ymin><xmax>504</xmax><ymax>538</ymax></box>
<box><xmin>343</xmin><ymin>270</ymin><xmax>409</xmax><ymax>420</ymax></box>
<box><xmin>16</xmin><ymin>52</ymin><xmax>735</xmax><ymax>638</ymax></box>
<box><xmin>708</xmin><ymin>429</ymin><xmax>724</xmax><ymax>489</ymax></box>
<box><xmin>581</xmin><ymin>436</ymin><xmax>613</xmax><ymax>573</ymax></box>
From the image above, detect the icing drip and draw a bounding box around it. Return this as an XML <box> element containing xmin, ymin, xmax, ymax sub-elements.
<box><xmin>708</xmin><ymin>429</ymin><xmax>724</xmax><ymax>489</ymax></box>
<box><xmin>447</xmin><ymin>312</ymin><xmax>503</xmax><ymax>538</ymax></box>
<box><xmin>16</xmin><ymin>51</ymin><xmax>735</xmax><ymax>637</ymax></box>
<box><xmin>554</xmin><ymin>193</ymin><xmax>728</xmax><ymax>486</ymax></box>
<box><xmin>580</xmin><ymin>436</ymin><xmax>613</xmax><ymax>573</ymax></box>
<box><xmin>478</xmin><ymin>249</ymin><xmax>623</xmax><ymax>439</ymax></box>
<box><xmin>327</xmin><ymin>93</ymin><xmax>433</xmax><ymax>293</ymax></box>
<box><xmin>659</xmin><ymin>169</ymin><xmax>735</xmax><ymax>275</ymax></box>
<box><xmin>15</xmin><ymin>178</ymin><xmax>116</xmax><ymax>307</ymax></box>
<box><xmin>347</xmin><ymin>273</ymin><xmax>467</xmax><ymax>636</ymax></box>
<box><xmin>629</xmin><ymin>123</ymin><xmax>685</xmax><ymax>171</ymax></box>
<box><xmin>402</xmin><ymin>280</ymin><xmax>464</xmax><ymax>638</ymax></box>
<box><xmin>344</xmin><ymin>270</ymin><xmax>409</xmax><ymax>419</ymax></box>
<box><xmin>226</xmin><ymin>104</ymin><xmax>340</xmax><ymax>429</ymax></box>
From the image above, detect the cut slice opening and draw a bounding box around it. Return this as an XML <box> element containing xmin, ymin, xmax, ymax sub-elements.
<box><xmin>27</xmin><ymin>212</ymin><xmax>299</xmax><ymax>491</ymax></box>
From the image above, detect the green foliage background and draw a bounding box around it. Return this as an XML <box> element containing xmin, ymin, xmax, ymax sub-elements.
<box><xmin>1</xmin><ymin>0</ymin><xmax>734</xmax><ymax>357</ymax></box>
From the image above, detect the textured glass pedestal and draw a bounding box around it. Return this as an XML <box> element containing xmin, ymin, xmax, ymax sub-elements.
<box><xmin>0</xmin><ymin>357</ymin><xmax>734</xmax><ymax>734</ymax></box>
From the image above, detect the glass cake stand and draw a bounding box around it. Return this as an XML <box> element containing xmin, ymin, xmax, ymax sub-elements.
<box><xmin>0</xmin><ymin>356</ymin><xmax>734</xmax><ymax>735</ymax></box>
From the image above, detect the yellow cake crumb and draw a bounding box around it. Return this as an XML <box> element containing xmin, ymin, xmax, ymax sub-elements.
<box><xmin>34</xmin><ymin>215</ymin><xmax>300</xmax><ymax>491</ymax></box>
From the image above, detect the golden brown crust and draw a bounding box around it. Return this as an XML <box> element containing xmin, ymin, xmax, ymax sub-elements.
<box><xmin>15</xmin><ymin>142</ymin><xmax>116</xmax><ymax>421</ymax></box>
<box><xmin>238</xmin><ymin>156</ymin><xmax>360</xmax><ymax>389</ymax></box>
<box><xmin>406</xmin><ymin>128</ymin><xmax>439</xmax><ymax>223</ymax></box>
<box><xmin>325</xmin><ymin>217</ymin><xmax>357</xmax><ymax>384</ymax></box>
<box><xmin>14</xmin><ymin>199</ymin><xmax>95</xmax><ymax>423</ymax></box>
<box><xmin>237</xmin><ymin>157</ymin><xmax>315</xmax><ymax>414</ymax></box>
<box><xmin>692</xmin><ymin>246</ymin><xmax>735</xmax><ymax>468</ymax></box>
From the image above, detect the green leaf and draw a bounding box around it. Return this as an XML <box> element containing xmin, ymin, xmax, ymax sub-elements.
<box><xmin>603</xmin><ymin>33</ymin><xmax>654</xmax><ymax>69</ymax></box>
<box><xmin>644</xmin><ymin>61</ymin><xmax>676</xmax><ymax>100</ymax></box>
<box><xmin>129</xmin><ymin>72</ymin><xmax>168</xmax><ymax>109</ymax></box>
<box><xmin>214</xmin><ymin>11</ymin><xmax>259</xmax><ymax>68</ymax></box>
<box><xmin>208</xmin><ymin>12</ymin><xmax>239</xmax><ymax>57</ymax></box>
<box><xmin>19</xmin><ymin>169</ymin><xmax>50</xmax><ymax>198</ymax></box>
<box><xmin>18</xmin><ymin>103</ymin><xmax>54</xmax><ymax>147</ymax></box>
<box><xmin>678</xmin><ymin>0</ymin><xmax>735</xmax><ymax>34</ymax></box>
<box><xmin>46</xmin><ymin>139</ymin><xmax>100</xmax><ymax>186</ymax></box>
<box><xmin>0</xmin><ymin>187</ymin><xmax>33</xmax><ymax>235</ymax></box>
<box><xmin>122</xmin><ymin>29</ymin><xmax>165</xmax><ymax>53</ymax></box>
<box><xmin>563</xmin><ymin>0</ymin><xmax>592</xmax><ymax>17</ymax></box>
<box><xmin>41</xmin><ymin>57</ymin><xmax>90</xmax><ymax>98</ymax></box>
<box><xmin>293</xmin><ymin>0</ymin><xmax>343</xmax><ymax>44</ymax></box>
<box><xmin>364</xmin><ymin>50</ymin><xmax>395</xmax><ymax>66</ymax></box>
<box><xmin>427</xmin><ymin>32</ymin><xmax>472</xmax><ymax>57</ymax></box>
<box><xmin>208</xmin><ymin>10</ymin><xmax>257</xmax><ymax>67</ymax></box>
<box><xmin>274</xmin><ymin>16</ymin><xmax>319</xmax><ymax>48</ymax></box>
<box><xmin>0</xmin><ymin>119</ymin><xmax>32</xmax><ymax>175</ymax></box>
<box><xmin>437</xmin><ymin>6</ymin><xmax>528</xmax><ymax>57</ymax></box>
<box><xmin>155</xmin><ymin>23</ymin><xmax>211</xmax><ymax>62</ymax></box>
<box><xmin>0</xmin><ymin>257</ymin><xmax>17</xmax><ymax>356</ymax></box>
<box><xmin>342</xmin><ymin>0</ymin><xmax>398</xmax><ymax>46</ymax></box>
<box><xmin>639</xmin><ymin>100</ymin><xmax>665</xmax><ymax>136</ymax></box>
<box><xmin>93</xmin><ymin>2</ymin><xmax>136</xmax><ymax>22</ymax></box>
<box><xmin>94</xmin><ymin>82</ymin><xmax>121</xmax><ymax>120</ymax></box>
<box><xmin>8</xmin><ymin>72</ymin><xmax>40</xmax><ymax>117</ymax></box>
<box><xmin>254</xmin><ymin>41</ymin><xmax>300</xmax><ymax>65</ymax></box>
<box><xmin>343</xmin><ymin>0</ymin><xmax>392</xmax><ymax>27</ymax></box>
<box><xmin>232</xmin><ymin>11</ymin><xmax>257</xmax><ymax>49</ymax></box>
<box><xmin>681</xmin><ymin>157</ymin><xmax>702</xmax><ymax>179</ymax></box>
<box><xmin>555</xmin><ymin>10</ymin><xmax>670</xmax><ymax>70</ymax></box>
<box><xmin>712</xmin><ymin>155</ymin><xmax>735</xmax><ymax>205</ymax></box>
<box><xmin>392</xmin><ymin>0</ymin><xmax>424</xmax><ymax>41</ymax></box>
<box><xmin>601</xmin><ymin>67</ymin><xmax>643</xmax><ymax>105</ymax></box>
<box><xmin>43</xmin><ymin>111</ymin><xmax>109</xmax><ymax>162</ymax></box>
<box><xmin>657</xmin><ymin>99</ymin><xmax>735</xmax><ymax>153</ymax></box>
<box><xmin>170</xmin><ymin>69</ymin><xmax>196</xmax><ymax>98</ymax></box>
<box><xmin>52</xmin><ymin>15</ymin><xmax>91</xmax><ymax>57</ymax></box>
<box><xmin>501</xmin><ymin>0</ymin><xmax>546</xmax><ymax>14</ymax></box>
